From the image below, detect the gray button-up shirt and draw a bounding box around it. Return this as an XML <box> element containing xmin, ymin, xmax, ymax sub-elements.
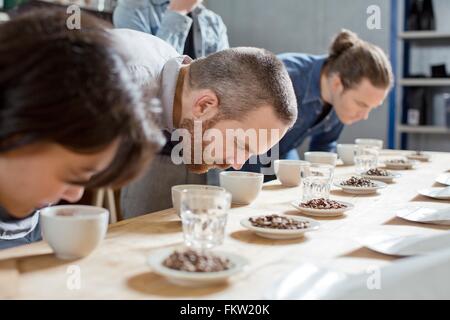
<box><xmin>111</xmin><ymin>28</ymin><xmax>187</xmax><ymax>131</ymax></box>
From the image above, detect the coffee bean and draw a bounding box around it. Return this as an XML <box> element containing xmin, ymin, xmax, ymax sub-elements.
<box><xmin>300</xmin><ymin>198</ymin><xmax>347</xmax><ymax>209</ymax></box>
<box><xmin>163</xmin><ymin>249</ymin><xmax>231</xmax><ymax>273</ymax></box>
<box><xmin>249</xmin><ymin>215</ymin><xmax>310</xmax><ymax>230</ymax></box>
<box><xmin>341</xmin><ymin>176</ymin><xmax>376</xmax><ymax>188</ymax></box>
<box><xmin>366</xmin><ymin>168</ymin><xmax>389</xmax><ymax>176</ymax></box>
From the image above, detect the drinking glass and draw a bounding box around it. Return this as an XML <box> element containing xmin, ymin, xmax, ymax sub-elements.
<box><xmin>180</xmin><ymin>189</ymin><xmax>231</xmax><ymax>251</ymax></box>
<box><xmin>354</xmin><ymin>145</ymin><xmax>379</xmax><ymax>174</ymax></box>
<box><xmin>301</xmin><ymin>164</ymin><xmax>334</xmax><ymax>202</ymax></box>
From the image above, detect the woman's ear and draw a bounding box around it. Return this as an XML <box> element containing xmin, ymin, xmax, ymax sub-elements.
<box><xmin>331</xmin><ymin>73</ymin><xmax>344</xmax><ymax>94</ymax></box>
<box><xmin>192</xmin><ymin>89</ymin><xmax>220</xmax><ymax>120</ymax></box>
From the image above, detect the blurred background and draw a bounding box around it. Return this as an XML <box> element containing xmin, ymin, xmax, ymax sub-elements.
<box><xmin>1</xmin><ymin>0</ymin><xmax>449</xmax><ymax>154</ymax></box>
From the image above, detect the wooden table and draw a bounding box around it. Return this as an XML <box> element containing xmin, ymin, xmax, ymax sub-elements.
<box><xmin>1</xmin><ymin>151</ymin><xmax>449</xmax><ymax>299</ymax></box>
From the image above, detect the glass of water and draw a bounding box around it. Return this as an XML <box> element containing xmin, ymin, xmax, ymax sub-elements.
<box><xmin>354</xmin><ymin>145</ymin><xmax>379</xmax><ymax>174</ymax></box>
<box><xmin>301</xmin><ymin>164</ymin><xmax>334</xmax><ymax>202</ymax></box>
<box><xmin>180</xmin><ymin>189</ymin><xmax>231</xmax><ymax>251</ymax></box>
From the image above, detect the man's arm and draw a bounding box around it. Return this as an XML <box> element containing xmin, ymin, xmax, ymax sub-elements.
<box><xmin>155</xmin><ymin>10</ymin><xmax>193</xmax><ymax>54</ymax></box>
<box><xmin>113</xmin><ymin>1</ymin><xmax>153</xmax><ymax>34</ymax></box>
<box><xmin>113</xmin><ymin>0</ymin><xmax>197</xmax><ymax>54</ymax></box>
<box><xmin>215</xmin><ymin>16</ymin><xmax>230</xmax><ymax>51</ymax></box>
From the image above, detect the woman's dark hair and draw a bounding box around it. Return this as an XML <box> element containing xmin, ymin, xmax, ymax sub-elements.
<box><xmin>324</xmin><ymin>29</ymin><xmax>394</xmax><ymax>90</ymax></box>
<box><xmin>0</xmin><ymin>9</ymin><xmax>165</xmax><ymax>188</ymax></box>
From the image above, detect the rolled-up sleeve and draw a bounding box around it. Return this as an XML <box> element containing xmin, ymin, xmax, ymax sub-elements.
<box><xmin>113</xmin><ymin>1</ymin><xmax>152</xmax><ymax>33</ymax></box>
<box><xmin>113</xmin><ymin>2</ymin><xmax>192</xmax><ymax>54</ymax></box>
<box><xmin>215</xmin><ymin>16</ymin><xmax>229</xmax><ymax>51</ymax></box>
<box><xmin>156</xmin><ymin>10</ymin><xmax>193</xmax><ymax>54</ymax></box>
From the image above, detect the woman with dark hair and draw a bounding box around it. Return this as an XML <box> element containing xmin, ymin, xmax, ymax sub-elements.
<box><xmin>0</xmin><ymin>9</ymin><xmax>165</xmax><ymax>249</ymax></box>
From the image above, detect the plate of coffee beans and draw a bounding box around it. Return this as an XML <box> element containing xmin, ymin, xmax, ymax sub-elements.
<box><xmin>384</xmin><ymin>158</ymin><xmax>417</xmax><ymax>170</ymax></box>
<box><xmin>360</xmin><ymin>168</ymin><xmax>401</xmax><ymax>183</ymax></box>
<box><xmin>334</xmin><ymin>176</ymin><xmax>387</xmax><ymax>195</ymax></box>
<box><xmin>240</xmin><ymin>214</ymin><xmax>320</xmax><ymax>239</ymax></box>
<box><xmin>407</xmin><ymin>151</ymin><xmax>430</xmax><ymax>162</ymax></box>
<box><xmin>291</xmin><ymin>198</ymin><xmax>354</xmax><ymax>217</ymax></box>
<box><xmin>148</xmin><ymin>248</ymin><xmax>248</xmax><ymax>287</ymax></box>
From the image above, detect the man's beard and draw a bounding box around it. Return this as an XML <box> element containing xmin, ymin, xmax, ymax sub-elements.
<box><xmin>178</xmin><ymin>117</ymin><xmax>232</xmax><ymax>174</ymax></box>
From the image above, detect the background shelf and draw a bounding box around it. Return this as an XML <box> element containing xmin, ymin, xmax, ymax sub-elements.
<box><xmin>399</xmin><ymin>31</ymin><xmax>450</xmax><ymax>40</ymax></box>
<box><xmin>397</xmin><ymin>125</ymin><xmax>450</xmax><ymax>134</ymax></box>
<box><xmin>399</xmin><ymin>78</ymin><xmax>450</xmax><ymax>86</ymax></box>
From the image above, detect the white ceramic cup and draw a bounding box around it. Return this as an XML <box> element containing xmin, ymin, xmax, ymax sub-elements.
<box><xmin>355</xmin><ymin>138</ymin><xmax>384</xmax><ymax>150</ymax></box>
<box><xmin>337</xmin><ymin>144</ymin><xmax>357</xmax><ymax>165</ymax></box>
<box><xmin>274</xmin><ymin>160</ymin><xmax>311</xmax><ymax>187</ymax></box>
<box><xmin>171</xmin><ymin>185</ymin><xmax>226</xmax><ymax>215</ymax></box>
<box><xmin>304</xmin><ymin>152</ymin><xmax>338</xmax><ymax>167</ymax></box>
<box><xmin>40</xmin><ymin>205</ymin><xmax>109</xmax><ymax>260</ymax></box>
<box><xmin>219</xmin><ymin>171</ymin><xmax>264</xmax><ymax>205</ymax></box>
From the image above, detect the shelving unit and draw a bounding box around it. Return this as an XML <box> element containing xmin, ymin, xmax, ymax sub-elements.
<box><xmin>399</xmin><ymin>78</ymin><xmax>450</xmax><ymax>86</ymax></box>
<box><xmin>391</xmin><ymin>0</ymin><xmax>450</xmax><ymax>150</ymax></box>
<box><xmin>397</xmin><ymin>124</ymin><xmax>450</xmax><ymax>134</ymax></box>
<box><xmin>399</xmin><ymin>31</ymin><xmax>450</xmax><ymax>40</ymax></box>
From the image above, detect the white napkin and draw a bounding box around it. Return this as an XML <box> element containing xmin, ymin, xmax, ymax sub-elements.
<box><xmin>437</xmin><ymin>187</ymin><xmax>450</xmax><ymax>197</ymax></box>
<box><xmin>360</xmin><ymin>232</ymin><xmax>450</xmax><ymax>256</ymax></box>
<box><xmin>268</xmin><ymin>248</ymin><xmax>450</xmax><ymax>299</ymax></box>
<box><xmin>437</xmin><ymin>173</ymin><xmax>450</xmax><ymax>186</ymax></box>
<box><xmin>397</xmin><ymin>206</ymin><xmax>450</xmax><ymax>225</ymax></box>
<box><xmin>266</xmin><ymin>263</ymin><xmax>349</xmax><ymax>300</ymax></box>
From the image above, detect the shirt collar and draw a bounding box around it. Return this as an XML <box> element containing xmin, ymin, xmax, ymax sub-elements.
<box><xmin>192</xmin><ymin>4</ymin><xmax>205</xmax><ymax>15</ymax></box>
<box><xmin>0</xmin><ymin>206</ymin><xmax>39</xmax><ymax>240</ymax></box>
<box><xmin>302</xmin><ymin>55</ymin><xmax>327</xmax><ymax>105</ymax></box>
<box><xmin>160</xmin><ymin>56</ymin><xmax>192</xmax><ymax>131</ymax></box>
<box><xmin>150</xmin><ymin>0</ymin><xmax>170</xmax><ymax>5</ymax></box>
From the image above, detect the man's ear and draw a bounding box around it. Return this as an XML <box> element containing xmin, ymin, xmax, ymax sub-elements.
<box><xmin>331</xmin><ymin>73</ymin><xmax>344</xmax><ymax>94</ymax></box>
<box><xmin>192</xmin><ymin>89</ymin><xmax>220</xmax><ymax>120</ymax></box>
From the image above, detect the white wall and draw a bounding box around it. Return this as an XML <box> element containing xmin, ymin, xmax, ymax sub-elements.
<box><xmin>207</xmin><ymin>0</ymin><xmax>392</xmax><ymax>155</ymax></box>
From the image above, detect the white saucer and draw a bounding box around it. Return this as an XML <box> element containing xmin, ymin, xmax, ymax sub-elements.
<box><xmin>396</xmin><ymin>204</ymin><xmax>450</xmax><ymax>225</ymax></box>
<box><xmin>147</xmin><ymin>248</ymin><xmax>248</xmax><ymax>287</ymax></box>
<box><xmin>360</xmin><ymin>172</ymin><xmax>401</xmax><ymax>183</ymax></box>
<box><xmin>418</xmin><ymin>187</ymin><xmax>450</xmax><ymax>200</ymax></box>
<box><xmin>407</xmin><ymin>153</ymin><xmax>430</xmax><ymax>162</ymax></box>
<box><xmin>290</xmin><ymin>201</ymin><xmax>354</xmax><ymax>217</ymax></box>
<box><xmin>334</xmin><ymin>180</ymin><xmax>387</xmax><ymax>195</ymax></box>
<box><xmin>384</xmin><ymin>160</ymin><xmax>418</xmax><ymax>170</ymax></box>
<box><xmin>240</xmin><ymin>215</ymin><xmax>320</xmax><ymax>239</ymax></box>
<box><xmin>436</xmin><ymin>173</ymin><xmax>450</xmax><ymax>186</ymax></box>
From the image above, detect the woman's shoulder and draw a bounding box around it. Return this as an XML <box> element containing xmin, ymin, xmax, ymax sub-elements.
<box><xmin>278</xmin><ymin>53</ymin><xmax>327</xmax><ymax>69</ymax></box>
<box><xmin>195</xmin><ymin>5</ymin><xmax>226</xmax><ymax>26</ymax></box>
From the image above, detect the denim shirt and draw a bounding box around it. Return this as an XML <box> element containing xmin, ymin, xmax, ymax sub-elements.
<box><xmin>277</xmin><ymin>53</ymin><xmax>344</xmax><ymax>156</ymax></box>
<box><xmin>239</xmin><ymin>53</ymin><xmax>344</xmax><ymax>175</ymax></box>
<box><xmin>113</xmin><ymin>0</ymin><xmax>229</xmax><ymax>58</ymax></box>
<box><xmin>0</xmin><ymin>207</ymin><xmax>41</xmax><ymax>250</ymax></box>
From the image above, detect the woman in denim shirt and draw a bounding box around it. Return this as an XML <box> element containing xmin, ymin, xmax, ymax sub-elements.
<box><xmin>113</xmin><ymin>0</ymin><xmax>229</xmax><ymax>58</ymax></box>
<box><xmin>241</xmin><ymin>30</ymin><xmax>393</xmax><ymax>177</ymax></box>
